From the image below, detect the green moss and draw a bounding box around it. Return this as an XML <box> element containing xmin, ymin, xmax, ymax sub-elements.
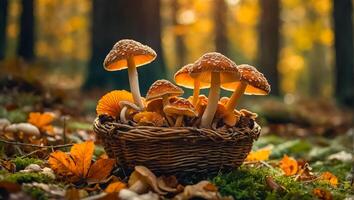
<box><xmin>11</xmin><ymin>157</ymin><xmax>44</xmax><ymax>171</ymax></box>
<box><xmin>212</xmin><ymin>166</ymin><xmax>350</xmax><ymax>200</ymax></box>
<box><xmin>3</xmin><ymin>172</ymin><xmax>53</xmax><ymax>184</ymax></box>
<box><xmin>23</xmin><ymin>186</ymin><xmax>48</xmax><ymax>200</ymax></box>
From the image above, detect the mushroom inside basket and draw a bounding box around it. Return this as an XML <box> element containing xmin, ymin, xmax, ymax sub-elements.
<box><xmin>94</xmin><ymin>39</ymin><xmax>271</xmax><ymax>175</ymax></box>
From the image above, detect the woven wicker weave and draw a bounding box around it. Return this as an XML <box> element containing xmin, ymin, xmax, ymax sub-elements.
<box><xmin>94</xmin><ymin>116</ymin><xmax>261</xmax><ymax>175</ymax></box>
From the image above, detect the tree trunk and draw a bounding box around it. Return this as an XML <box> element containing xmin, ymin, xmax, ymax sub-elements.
<box><xmin>214</xmin><ymin>0</ymin><xmax>228</xmax><ymax>55</ymax></box>
<box><xmin>333</xmin><ymin>0</ymin><xmax>353</xmax><ymax>107</ymax></box>
<box><xmin>171</xmin><ymin>0</ymin><xmax>187</xmax><ymax>68</ymax></box>
<box><xmin>0</xmin><ymin>0</ymin><xmax>8</xmax><ymax>60</ymax></box>
<box><xmin>18</xmin><ymin>0</ymin><xmax>35</xmax><ymax>61</ymax></box>
<box><xmin>258</xmin><ymin>0</ymin><xmax>280</xmax><ymax>95</ymax></box>
<box><xmin>84</xmin><ymin>0</ymin><xmax>166</xmax><ymax>94</ymax></box>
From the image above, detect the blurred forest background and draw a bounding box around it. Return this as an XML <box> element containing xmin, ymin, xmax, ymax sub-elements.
<box><xmin>0</xmin><ymin>0</ymin><xmax>353</xmax><ymax>108</ymax></box>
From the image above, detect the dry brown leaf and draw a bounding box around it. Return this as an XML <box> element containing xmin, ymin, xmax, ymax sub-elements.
<box><xmin>313</xmin><ymin>188</ymin><xmax>333</xmax><ymax>200</ymax></box>
<box><xmin>320</xmin><ymin>172</ymin><xmax>338</xmax><ymax>187</ymax></box>
<box><xmin>279</xmin><ymin>155</ymin><xmax>298</xmax><ymax>176</ymax></box>
<box><xmin>105</xmin><ymin>182</ymin><xmax>126</xmax><ymax>193</ymax></box>
<box><xmin>87</xmin><ymin>159</ymin><xmax>115</xmax><ymax>184</ymax></box>
<box><xmin>245</xmin><ymin>148</ymin><xmax>271</xmax><ymax>162</ymax></box>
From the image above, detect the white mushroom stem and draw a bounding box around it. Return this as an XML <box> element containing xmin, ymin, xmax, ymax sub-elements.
<box><xmin>127</xmin><ymin>56</ymin><xmax>144</xmax><ymax>109</ymax></box>
<box><xmin>225</xmin><ymin>81</ymin><xmax>247</xmax><ymax>113</ymax></box>
<box><xmin>174</xmin><ymin>116</ymin><xmax>183</xmax><ymax>127</ymax></box>
<box><xmin>201</xmin><ymin>72</ymin><xmax>220</xmax><ymax>128</ymax></box>
<box><xmin>120</xmin><ymin>106</ymin><xmax>128</xmax><ymax>123</ymax></box>
<box><xmin>129</xmin><ymin>180</ymin><xmax>149</xmax><ymax>194</ymax></box>
<box><xmin>192</xmin><ymin>80</ymin><xmax>200</xmax><ymax>106</ymax></box>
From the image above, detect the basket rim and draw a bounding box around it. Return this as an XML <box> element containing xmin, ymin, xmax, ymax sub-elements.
<box><xmin>93</xmin><ymin>116</ymin><xmax>261</xmax><ymax>142</ymax></box>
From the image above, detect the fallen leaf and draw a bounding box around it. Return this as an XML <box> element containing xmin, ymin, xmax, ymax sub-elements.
<box><xmin>28</xmin><ymin>112</ymin><xmax>55</xmax><ymax>134</ymax></box>
<box><xmin>313</xmin><ymin>188</ymin><xmax>333</xmax><ymax>200</ymax></box>
<box><xmin>245</xmin><ymin>148</ymin><xmax>271</xmax><ymax>162</ymax></box>
<box><xmin>70</xmin><ymin>141</ymin><xmax>94</xmax><ymax>177</ymax></box>
<box><xmin>48</xmin><ymin>141</ymin><xmax>115</xmax><ymax>184</ymax></box>
<box><xmin>86</xmin><ymin>159</ymin><xmax>115</xmax><ymax>184</ymax></box>
<box><xmin>105</xmin><ymin>182</ymin><xmax>126</xmax><ymax>193</ymax></box>
<box><xmin>320</xmin><ymin>172</ymin><xmax>338</xmax><ymax>187</ymax></box>
<box><xmin>279</xmin><ymin>155</ymin><xmax>298</xmax><ymax>176</ymax></box>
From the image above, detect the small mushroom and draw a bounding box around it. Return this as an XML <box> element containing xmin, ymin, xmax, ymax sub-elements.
<box><xmin>146</xmin><ymin>97</ymin><xmax>178</xmax><ymax>116</ymax></box>
<box><xmin>0</xmin><ymin>118</ymin><xmax>10</xmax><ymax>131</ymax></box>
<box><xmin>5</xmin><ymin>123</ymin><xmax>40</xmax><ymax>137</ymax></box>
<box><xmin>174</xmin><ymin>64</ymin><xmax>209</xmax><ymax>106</ymax></box>
<box><xmin>133</xmin><ymin>111</ymin><xmax>165</xmax><ymax>127</ymax></box>
<box><xmin>163</xmin><ymin>98</ymin><xmax>197</xmax><ymax>127</ymax></box>
<box><xmin>173</xmin><ymin>181</ymin><xmax>227</xmax><ymax>200</ymax></box>
<box><xmin>146</xmin><ymin>79</ymin><xmax>184</xmax><ymax>107</ymax></box>
<box><xmin>222</xmin><ymin>64</ymin><xmax>270</xmax><ymax>113</ymax></box>
<box><xmin>104</xmin><ymin>39</ymin><xmax>157</xmax><ymax>109</ymax></box>
<box><xmin>189</xmin><ymin>52</ymin><xmax>240</xmax><ymax>128</ymax></box>
<box><xmin>128</xmin><ymin>166</ymin><xmax>166</xmax><ymax>195</ymax></box>
<box><xmin>119</xmin><ymin>101</ymin><xmax>141</xmax><ymax>123</ymax></box>
<box><xmin>240</xmin><ymin>109</ymin><xmax>258</xmax><ymax>120</ymax></box>
<box><xmin>215</xmin><ymin>102</ymin><xmax>241</xmax><ymax>127</ymax></box>
<box><xmin>119</xmin><ymin>189</ymin><xmax>159</xmax><ymax>200</ymax></box>
<box><xmin>157</xmin><ymin>175</ymin><xmax>180</xmax><ymax>193</ymax></box>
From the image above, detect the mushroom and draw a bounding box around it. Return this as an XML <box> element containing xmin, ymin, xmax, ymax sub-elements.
<box><xmin>119</xmin><ymin>101</ymin><xmax>141</xmax><ymax>123</ymax></box>
<box><xmin>173</xmin><ymin>181</ymin><xmax>227</xmax><ymax>200</ymax></box>
<box><xmin>146</xmin><ymin>97</ymin><xmax>178</xmax><ymax>116</ymax></box>
<box><xmin>96</xmin><ymin>90</ymin><xmax>134</xmax><ymax>118</ymax></box>
<box><xmin>221</xmin><ymin>64</ymin><xmax>270</xmax><ymax>113</ymax></box>
<box><xmin>128</xmin><ymin>166</ymin><xmax>166</xmax><ymax>195</ymax></box>
<box><xmin>4</xmin><ymin>123</ymin><xmax>40</xmax><ymax>142</ymax></box>
<box><xmin>0</xmin><ymin>118</ymin><xmax>10</xmax><ymax>131</ymax></box>
<box><xmin>174</xmin><ymin>64</ymin><xmax>209</xmax><ymax>106</ymax></box>
<box><xmin>189</xmin><ymin>52</ymin><xmax>240</xmax><ymax>128</ymax></box>
<box><xmin>119</xmin><ymin>189</ymin><xmax>159</xmax><ymax>200</ymax></box>
<box><xmin>146</xmin><ymin>80</ymin><xmax>184</xmax><ymax>126</ymax></box>
<box><xmin>163</xmin><ymin>98</ymin><xmax>197</xmax><ymax>127</ymax></box>
<box><xmin>146</xmin><ymin>79</ymin><xmax>184</xmax><ymax>107</ymax></box>
<box><xmin>214</xmin><ymin>102</ymin><xmax>241</xmax><ymax>127</ymax></box>
<box><xmin>240</xmin><ymin>109</ymin><xmax>258</xmax><ymax>120</ymax></box>
<box><xmin>157</xmin><ymin>175</ymin><xmax>181</xmax><ymax>193</ymax></box>
<box><xmin>103</xmin><ymin>39</ymin><xmax>157</xmax><ymax>109</ymax></box>
<box><xmin>133</xmin><ymin>111</ymin><xmax>165</xmax><ymax>127</ymax></box>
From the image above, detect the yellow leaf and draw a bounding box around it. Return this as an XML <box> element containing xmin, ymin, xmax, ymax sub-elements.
<box><xmin>105</xmin><ymin>182</ymin><xmax>126</xmax><ymax>193</ymax></box>
<box><xmin>86</xmin><ymin>159</ymin><xmax>115</xmax><ymax>184</ymax></box>
<box><xmin>245</xmin><ymin>149</ymin><xmax>271</xmax><ymax>162</ymax></box>
<box><xmin>70</xmin><ymin>141</ymin><xmax>94</xmax><ymax>177</ymax></box>
<box><xmin>279</xmin><ymin>155</ymin><xmax>298</xmax><ymax>176</ymax></box>
<box><xmin>320</xmin><ymin>172</ymin><xmax>338</xmax><ymax>187</ymax></box>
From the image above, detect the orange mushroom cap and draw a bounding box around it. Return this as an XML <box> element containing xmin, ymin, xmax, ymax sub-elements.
<box><xmin>163</xmin><ymin>98</ymin><xmax>197</xmax><ymax>117</ymax></box>
<box><xmin>221</xmin><ymin>64</ymin><xmax>271</xmax><ymax>95</ymax></box>
<box><xmin>189</xmin><ymin>52</ymin><xmax>240</xmax><ymax>84</ymax></box>
<box><xmin>103</xmin><ymin>39</ymin><xmax>156</xmax><ymax>71</ymax></box>
<box><xmin>96</xmin><ymin>90</ymin><xmax>134</xmax><ymax>118</ymax></box>
<box><xmin>146</xmin><ymin>79</ymin><xmax>184</xmax><ymax>101</ymax></box>
<box><xmin>174</xmin><ymin>64</ymin><xmax>210</xmax><ymax>89</ymax></box>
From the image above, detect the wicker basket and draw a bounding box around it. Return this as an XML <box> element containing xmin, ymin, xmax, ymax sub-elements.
<box><xmin>93</xmin><ymin>116</ymin><xmax>261</xmax><ymax>175</ymax></box>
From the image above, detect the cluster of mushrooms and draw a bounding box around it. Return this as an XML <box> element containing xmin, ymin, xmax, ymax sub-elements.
<box><xmin>97</xmin><ymin>39</ymin><xmax>270</xmax><ymax>129</ymax></box>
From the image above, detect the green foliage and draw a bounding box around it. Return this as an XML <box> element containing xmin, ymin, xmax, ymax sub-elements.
<box><xmin>3</xmin><ymin>172</ymin><xmax>54</xmax><ymax>184</ymax></box>
<box><xmin>11</xmin><ymin>157</ymin><xmax>44</xmax><ymax>171</ymax></box>
<box><xmin>23</xmin><ymin>186</ymin><xmax>48</xmax><ymax>200</ymax></box>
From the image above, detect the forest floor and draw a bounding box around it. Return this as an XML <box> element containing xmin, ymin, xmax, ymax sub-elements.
<box><xmin>0</xmin><ymin>77</ymin><xmax>353</xmax><ymax>200</ymax></box>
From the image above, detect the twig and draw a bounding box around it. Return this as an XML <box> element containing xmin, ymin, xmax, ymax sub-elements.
<box><xmin>20</xmin><ymin>149</ymin><xmax>45</xmax><ymax>158</ymax></box>
<box><xmin>0</xmin><ymin>139</ymin><xmax>73</xmax><ymax>148</ymax></box>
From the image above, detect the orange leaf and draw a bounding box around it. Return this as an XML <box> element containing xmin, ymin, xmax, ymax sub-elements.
<box><xmin>28</xmin><ymin>112</ymin><xmax>54</xmax><ymax>133</ymax></box>
<box><xmin>105</xmin><ymin>181</ymin><xmax>126</xmax><ymax>193</ymax></box>
<box><xmin>245</xmin><ymin>149</ymin><xmax>271</xmax><ymax>162</ymax></box>
<box><xmin>48</xmin><ymin>151</ymin><xmax>80</xmax><ymax>179</ymax></box>
<box><xmin>86</xmin><ymin>158</ymin><xmax>115</xmax><ymax>184</ymax></box>
<box><xmin>320</xmin><ymin>172</ymin><xmax>338</xmax><ymax>187</ymax></box>
<box><xmin>279</xmin><ymin>155</ymin><xmax>298</xmax><ymax>176</ymax></box>
<box><xmin>70</xmin><ymin>141</ymin><xmax>94</xmax><ymax>177</ymax></box>
<box><xmin>313</xmin><ymin>188</ymin><xmax>333</xmax><ymax>200</ymax></box>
